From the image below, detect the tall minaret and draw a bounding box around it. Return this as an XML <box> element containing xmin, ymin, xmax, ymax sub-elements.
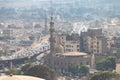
<box><xmin>49</xmin><ymin>16</ymin><xmax>56</xmax><ymax>55</ymax></box>
<box><xmin>45</xmin><ymin>13</ymin><xmax>48</xmax><ymax>34</ymax></box>
<box><xmin>49</xmin><ymin>0</ymin><xmax>56</xmax><ymax>55</ymax></box>
<box><xmin>44</xmin><ymin>0</ymin><xmax>56</xmax><ymax>69</ymax></box>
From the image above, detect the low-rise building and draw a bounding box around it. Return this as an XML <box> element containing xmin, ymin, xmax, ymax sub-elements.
<box><xmin>54</xmin><ymin>33</ymin><xmax>80</xmax><ymax>53</ymax></box>
<box><xmin>45</xmin><ymin>52</ymin><xmax>91</xmax><ymax>74</ymax></box>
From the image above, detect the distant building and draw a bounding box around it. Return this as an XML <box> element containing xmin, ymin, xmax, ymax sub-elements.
<box><xmin>45</xmin><ymin>52</ymin><xmax>91</xmax><ymax>73</ymax></box>
<box><xmin>2</xmin><ymin>29</ymin><xmax>13</xmax><ymax>38</ymax></box>
<box><xmin>20</xmin><ymin>40</ymin><xmax>33</xmax><ymax>47</ymax></box>
<box><xmin>81</xmin><ymin>28</ymin><xmax>108</xmax><ymax>54</ymax></box>
<box><xmin>110</xmin><ymin>37</ymin><xmax>120</xmax><ymax>56</ymax></box>
<box><xmin>116</xmin><ymin>63</ymin><xmax>120</xmax><ymax>74</ymax></box>
<box><xmin>54</xmin><ymin>33</ymin><xmax>80</xmax><ymax>53</ymax></box>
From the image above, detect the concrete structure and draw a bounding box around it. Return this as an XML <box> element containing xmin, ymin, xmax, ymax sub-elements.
<box><xmin>65</xmin><ymin>40</ymin><xmax>80</xmax><ymax>52</ymax></box>
<box><xmin>20</xmin><ymin>40</ymin><xmax>33</xmax><ymax>47</ymax></box>
<box><xmin>81</xmin><ymin>28</ymin><xmax>108</xmax><ymax>54</ymax></box>
<box><xmin>2</xmin><ymin>29</ymin><xmax>13</xmax><ymax>38</ymax></box>
<box><xmin>45</xmin><ymin>52</ymin><xmax>91</xmax><ymax>73</ymax></box>
<box><xmin>54</xmin><ymin>33</ymin><xmax>80</xmax><ymax>53</ymax></box>
<box><xmin>0</xmin><ymin>75</ymin><xmax>45</xmax><ymax>80</ymax></box>
<box><xmin>110</xmin><ymin>37</ymin><xmax>120</xmax><ymax>57</ymax></box>
<box><xmin>116</xmin><ymin>63</ymin><xmax>120</xmax><ymax>74</ymax></box>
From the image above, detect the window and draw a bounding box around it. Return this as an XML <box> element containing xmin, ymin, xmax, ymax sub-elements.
<box><xmin>66</xmin><ymin>45</ymin><xmax>69</xmax><ymax>47</ymax></box>
<box><xmin>91</xmin><ymin>46</ymin><xmax>93</xmax><ymax>48</ymax></box>
<box><xmin>77</xmin><ymin>45</ymin><xmax>79</xmax><ymax>47</ymax></box>
<box><xmin>97</xmin><ymin>42</ymin><xmax>99</xmax><ymax>44</ymax></box>
<box><xmin>66</xmin><ymin>49</ymin><xmax>71</xmax><ymax>52</ymax></box>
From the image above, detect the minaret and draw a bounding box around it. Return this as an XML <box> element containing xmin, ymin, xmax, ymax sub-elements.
<box><xmin>44</xmin><ymin>13</ymin><xmax>48</xmax><ymax>34</ymax></box>
<box><xmin>49</xmin><ymin>16</ymin><xmax>56</xmax><ymax>55</ymax></box>
<box><xmin>44</xmin><ymin>0</ymin><xmax>55</xmax><ymax>68</ymax></box>
<box><xmin>49</xmin><ymin>0</ymin><xmax>56</xmax><ymax>55</ymax></box>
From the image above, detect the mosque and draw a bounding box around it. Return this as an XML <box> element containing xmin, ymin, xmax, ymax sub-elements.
<box><xmin>44</xmin><ymin>16</ymin><xmax>95</xmax><ymax>74</ymax></box>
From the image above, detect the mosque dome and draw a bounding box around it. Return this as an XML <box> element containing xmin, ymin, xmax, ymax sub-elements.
<box><xmin>56</xmin><ymin>44</ymin><xmax>64</xmax><ymax>54</ymax></box>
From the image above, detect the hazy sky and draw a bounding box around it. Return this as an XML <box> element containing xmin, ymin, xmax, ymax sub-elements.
<box><xmin>0</xmin><ymin>0</ymin><xmax>66</xmax><ymax>8</ymax></box>
<box><xmin>0</xmin><ymin>0</ymin><xmax>119</xmax><ymax>8</ymax></box>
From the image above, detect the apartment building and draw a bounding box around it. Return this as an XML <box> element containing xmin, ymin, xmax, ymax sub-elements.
<box><xmin>81</xmin><ymin>28</ymin><xmax>108</xmax><ymax>54</ymax></box>
<box><xmin>54</xmin><ymin>33</ymin><xmax>80</xmax><ymax>53</ymax></box>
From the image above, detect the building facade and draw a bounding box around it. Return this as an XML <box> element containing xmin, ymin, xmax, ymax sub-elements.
<box><xmin>54</xmin><ymin>33</ymin><xmax>80</xmax><ymax>53</ymax></box>
<box><xmin>81</xmin><ymin>28</ymin><xmax>108</xmax><ymax>54</ymax></box>
<box><xmin>45</xmin><ymin>52</ymin><xmax>91</xmax><ymax>74</ymax></box>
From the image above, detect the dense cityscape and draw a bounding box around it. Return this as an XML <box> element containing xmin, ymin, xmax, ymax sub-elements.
<box><xmin>0</xmin><ymin>0</ymin><xmax>120</xmax><ymax>80</ymax></box>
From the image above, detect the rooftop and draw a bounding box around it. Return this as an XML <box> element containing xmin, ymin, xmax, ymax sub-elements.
<box><xmin>0</xmin><ymin>75</ymin><xmax>45</xmax><ymax>80</ymax></box>
<box><xmin>62</xmin><ymin>52</ymin><xmax>88</xmax><ymax>57</ymax></box>
<box><xmin>88</xmin><ymin>28</ymin><xmax>102</xmax><ymax>30</ymax></box>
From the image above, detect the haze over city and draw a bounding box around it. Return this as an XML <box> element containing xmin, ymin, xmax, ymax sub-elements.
<box><xmin>0</xmin><ymin>0</ymin><xmax>120</xmax><ymax>80</ymax></box>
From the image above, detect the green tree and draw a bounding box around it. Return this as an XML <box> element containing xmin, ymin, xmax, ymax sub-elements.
<box><xmin>21</xmin><ymin>63</ymin><xmax>33</xmax><ymax>75</ymax></box>
<box><xmin>79</xmin><ymin>66</ymin><xmax>89</xmax><ymax>76</ymax></box>
<box><xmin>7</xmin><ymin>68</ymin><xmax>21</xmax><ymax>75</ymax></box>
<box><xmin>91</xmin><ymin>72</ymin><xmax>120</xmax><ymax>80</ymax></box>
<box><xmin>96</xmin><ymin>56</ymin><xmax>116</xmax><ymax>71</ymax></box>
<box><xmin>21</xmin><ymin>64</ymin><xmax>56</xmax><ymax>80</ymax></box>
<box><xmin>68</xmin><ymin>65</ymin><xmax>89</xmax><ymax>77</ymax></box>
<box><xmin>68</xmin><ymin>66</ymin><xmax>79</xmax><ymax>74</ymax></box>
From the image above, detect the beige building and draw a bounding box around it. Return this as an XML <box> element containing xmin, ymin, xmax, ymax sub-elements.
<box><xmin>65</xmin><ymin>41</ymin><xmax>80</xmax><ymax>52</ymax></box>
<box><xmin>110</xmin><ymin>37</ymin><xmax>120</xmax><ymax>57</ymax></box>
<box><xmin>81</xmin><ymin>28</ymin><xmax>108</xmax><ymax>54</ymax></box>
<box><xmin>84</xmin><ymin>36</ymin><xmax>107</xmax><ymax>54</ymax></box>
<box><xmin>115</xmin><ymin>63</ymin><xmax>120</xmax><ymax>74</ymax></box>
<box><xmin>54</xmin><ymin>33</ymin><xmax>80</xmax><ymax>53</ymax></box>
<box><xmin>2</xmin><ymin>29</ymin><xmax>13</xmax><ymax>38</ymax></box>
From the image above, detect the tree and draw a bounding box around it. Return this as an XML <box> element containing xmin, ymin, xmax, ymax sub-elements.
<box><xmin>7</xmin><ymin>68</ymin><xmax>21</xmax><ymax>75</ymax></box>
<box><xmin>21</xmin><ymin>64</ymin><xmax>56</xmax><ymax>80</ymax></box>
<box><xmin>96</xmin><ymin>56</ymin><xmax>116</xmax><ymax>71</ymax></box>
<box><xmin>79</xmin><ymin>66</ymin><xmax>89</xmax><ymax>76</ymax></box>
<box><xmin>68</xmin><ymin>66</ymin><xmax>78</xmax><ymax>74</ymax></box>
<box><xmin>21</xmin><ymin>63</ymin><xmax>33</xmax><ymax>75</ymax></box>
<box><xmin>91</xmin><ymin>72</ymin><xmax>120</xmax><ymax>80</ymax></box>
<box><xmin>68</xmin><ymin>65</ymin><xmax>89</xmax><ymax>77</ymax></box>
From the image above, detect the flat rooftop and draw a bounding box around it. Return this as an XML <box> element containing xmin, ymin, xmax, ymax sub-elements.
<box><xmin>0</xmin><ymin>75</ymin><xmax>45</xmax><ymax>80</ymax></box>
<box><xmin>62</xmin><ymin>52</ymin><xmax>88</xmax><ymax>57</ymax></box>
